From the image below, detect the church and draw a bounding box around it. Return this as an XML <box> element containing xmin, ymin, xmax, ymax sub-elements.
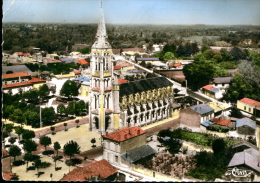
<box><xmin>82</xmin><ymin>2</ymin><xmax>174</xmax><ymax>134</ymax></box>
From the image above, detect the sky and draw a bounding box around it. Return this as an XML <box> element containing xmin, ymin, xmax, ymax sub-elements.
<box><xmin>3</xmin><ymin>0</ymin><xmax>260</xmax><ymax>25</ymax></box>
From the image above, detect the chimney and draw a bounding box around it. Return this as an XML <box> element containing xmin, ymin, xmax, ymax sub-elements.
<box><xmin>124</xmin><ymin>134</ymin><xmax>127</xmax><ymax>140</ymax></box>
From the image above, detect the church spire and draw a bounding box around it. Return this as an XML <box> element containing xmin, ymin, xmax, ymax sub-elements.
<box><xmin>92</xmin><ymin>0</ymin><xmax>111</xmax><ymax>49</ymax></box>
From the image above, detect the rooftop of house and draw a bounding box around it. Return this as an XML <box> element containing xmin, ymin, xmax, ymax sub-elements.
<box><xmin>228</xmin><ymin>148</ymin><xmax>260</xmax><ymax>173</ymax></box>
<box><xmin>77</xmin><ymin>59</ymin><xmax>89</xmax><ymax>65</ymax></box>
<box><xmin>16</xmin><ymin>52</ymin><xmax>31</xmax><ymax>56</ymax></box>
<box><xmin>114</xmin><ymin>65</ymin><xmax>122</xmax><ymax>70</ymax></box>
<box><xmin>2</xmin><ymin>148</ymin><xmax>9</xmax><ymax>157</ymax></box>
<box><xmin>209</xmin><ymin>87</ymin><xmax>220</xmax><ymax>93</ymax></box>
<box><xmin>2</xmin><ymin>72</ymin><xmax>30</xmax><ymax>79</ymax></box>
<box><xmin>117</xmin><ymin>62</ymin><xmax>133</xmax><ymax>67</ymax></box>
<box><xmin>60</xmin><ymin>159</ymin><xmax>117</xmax><ymax>181</ymax></box>
<box><xmin>207</xmin><ymin>102</ymin><xmax>230</xmax><ymax>112</ymax></box>
<box><xmin>236</xmin><ymin>118</ymin><xmax>256</xmax><ymax>129</ymax></box>
<box><xmin>121</xmin><ymin>145</ymin><xmax>156</xmax><ymax>164</ymax></box>
<box><xmin>45</xmin><ymin>58</ymin><xmax>62</xmax><ymax>63</ymax></box>
<box><xmin>173</xmin><ymin>63</ymin><xmax>182</xmax><ymax>67</ymax></box>
<box><xmin>213</xmin><ymin>77</ymin><xmax>233</xmax><ymax>84</ymax></box>
<box><xmin>73</xmin><ymin>71</ymin><xmax>81</xmax><ymax>74</ymax></box>
<box><xmin>118</xmin><ymin>79</ymin><xmax>129</xmax><ymax>84</ymax></box>
<box><xmin>2</xmin><ymin>173</ymin><xmax>18</xmax><ymax>181</ymax></box>
<box><xmin>212</xmin><ymin>118</ymin><xmax>231</xmax><ymax>126</ymax></box>
<box><xmin>60</xmin><ymin>58</ymin><xmax>76</xmax><ymax>62</ymax></box>
<box><xmin>2</xmin><ymin>82</ymin><xmax>33</xmax><ymax>89</ymax></box>
<box><xmin>126</xmin><ymin>69</ymin><xmax>140</xmax><ymax>73</ymax></box>
<box><xmin>202</xmin><ymin>85</ymin><xmax>214</xmax><ymax>90</ymax></box>
<box><xmin>230</xmin><ymin>140</ymin><xmax>259</xmax><ymax>151</ymax></box>
<box><xmin>28</xmin><ymin>77</ymin><xmax>46</xmax><ymax>83</ymax></box>
<box><xmin>102</xmin><ymin>126</ymin><xmax>146</xmax><ymax>142</ymax></box>
<box><xmin>201</xmin><ymin>120</ymin><xmax>215</xmax><ymax>127</ymax></box>
<box><xmin>190</xmin><ymin>104</ymin><xmax>214</xmax><ymax>115</ymax></box>
<box><xmin>239</xmin><ymin>98</ymin><xmax>260</xmax><ymax>108</ymax></box>
<box><xmin>136</xmin><ymin>57</ymin><xmax>159</xmax><ymax>61</ymax></box>
<box><xmin>2</xmin><ymin>65</ymin><xmax>32</xmax><ymax>74</ymax></box>
<box><xmin>119</xmin><ymin>77</ymin><xmax>173</xmax><ymax>97</ymax></box>
<box><xmin>77</xmin><ymin>77</ymin><xmax>90</xmax><ymax>82</ymax></box>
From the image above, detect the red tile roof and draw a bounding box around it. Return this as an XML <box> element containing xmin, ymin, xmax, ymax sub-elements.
<box><xmin>29</xmin><ymin>77</ymin><xmax>46</xmax><ymax>83</ymax></box>
<box><xmin>212</xmin><ymin>118</ymin><xmax>231</xmax><ymax>126</ymax></box>
<box><xmin>60</xmin><ymin>160</ymin><xmax>117</xmax><ymax>181</ymax></box>
<box><xmin>2</xmin><ymin>148</ymin><xmax>9</xmax><ymax>157</ymax></box>
<box><xmin>173</xmin><ymin>63</ymin><xmax>182</xmax><ymax>67</ymax></box>
<box><xmin>16</xmin><ymin>52</ymin><xmax>31</xmax><ymax>56</ymax></box>
<box><xmin>117</xmin><ymin>62</ymin><xmax>133</xmax><ymax>67</ymax></box>
<box><xmin>118</xmin><ymin>79</ymin><xmax>129</xmax><ymax>84</ymax></box>
<box><xmin>2</xmin><ymin>82</ymin><xmax>33</xmax><ymax>89</ymax></box>
<box><xmin>74</xmin><ymin>71</ymin><xmax>81</xmax><ymax>74</ymax></box>
<box><xmin>114</xmin><ymin>65</ymin><xmax>122</xmax><ymax>70</ymax></box>
<box><xmin>2</xmin><ymin>173</ymin><xmax>18</xmax><ymax>180</ymax></box>
<box><xmin>2</xmin><ymin>72</ymin><xmax>30</xmax><ymax>79</ymax></box>
<box><xmin>77</xmin><ymin>59</ymin><xmax>89</xmax><ymax>65</ymax></box>
<box><xmin>239</xmin><ymin>98</ymin><xmax>260</xmax><ymax>108</ymax></box>
<box><xmin>103</xmin><ymin>126</ymin><xmax>146</xmax><ymax>142</ymax></box>
<box><xmin>45</xmin><ymin>58</ymin><xmax>62</xmax><ymax>63</ymax></box>
<box><xmin>202</xmin><ymin>85</ymin><xmax>214</xmax><ymax>90</ymax></box>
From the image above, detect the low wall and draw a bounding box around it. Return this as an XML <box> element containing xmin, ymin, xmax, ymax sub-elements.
<box><xmin>130</xmin><ymin>164</ymin><xmax>180</xmax><ymax>181</ymax></box>
<box><xmin>35</xmin><ymin>117</ymin><xmax>89</xmax><ymax>137</ymax></box>
<box><xmin>200</xmin><ymin>129</ymin><xmax>228</xmax><ymax>138</ymax></box>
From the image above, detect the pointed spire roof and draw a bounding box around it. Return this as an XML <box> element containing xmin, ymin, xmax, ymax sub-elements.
<box><xmin>92</xmin><ymin>1</ymin><xmax>111</xmax><ymax>49</ymax></box>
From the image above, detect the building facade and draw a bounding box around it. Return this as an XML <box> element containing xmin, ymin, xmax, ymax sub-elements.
<box><xmin>86</xmin><ymin>3</ymin><xmax>174</xmax><ymax>134</ymax></box>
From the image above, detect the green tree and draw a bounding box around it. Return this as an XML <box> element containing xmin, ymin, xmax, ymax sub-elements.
<box><xmin>183</xmin><ymin>60</ymin><xmax>216</xmax><ymax>90</ymax></box>
<box><xmin>3</xmin><ymin>105</ymin><xmax>15</xmax><ymax>121</ymax></box>
<box><xmin>60</xmin><ymin>80</ymin><xmax>79</xmax><ymax>98</ymax></box>
<box><xmin>39</xmin><ymin>136</ymin><xmax>52</xmax><ymax>151</ymax></box>
<box><xmin>63</xmin><ymin>140</ymin><xmax>81</xmax><ymax>160</ymax></box>
<box><xmin>24</xmin><ymin>110</ymin><xmax>39</xmax><ymax>126</ymax></box>
<box><xmin>75</xmin><ymin>100</ymin><xmax>86</xmax><ymax>115</ymax></box>
<box><xmin>34</xmin><ymin>159</ymin><xmax>41</xmax><ymax>173</ymax></box>
<box><xmin>50</xmin><ymin>126</ymin><xmax>55</xmax><ymax>135</ymax></box>
<box><xmin>163</xmin><ymin>52</ymin><xmax>175</xmax><ymax>60</ymax></box>
<box><xmin>91</xmin><ymin>138</ymin><xmax>96</xmax><ymax>148</ymax></box>
<box><xmin>212</xmin><ymin>138</ymin><xmax>226</xmax><ymax>155</ymax></box>
<box><xmin>23</xmin><ymin>139</ymin><xmax>38</xmax><ymax>153</ymax></box>
<box><xmin>24</xmin><ymin>152</ymin><xmax>35</xmax><ymax>171</ymax></box>
<box><xmin>9</xmin><ymin>108</ymin><xmax>25</xmax><ymax>125</ymax></box>
<box><xmin>57</xmin><ymin>104</ymin><xmax>66</xmax><ymax>115</ymax></box>
<box><xmin>66</xmin><ymin>102</ymin><xmax>76</xmax><ymax>115</ymax></box>
<box><xmin>64</xmin><ymin>123</ymin><xmax>68</xmax><ymax>131</ymax></box>
<box><xmin>38</xmin><ymin>84</ymin><xmax>50</xmax><ymax>101</ymax></box>
<box><xmin>42</xmin><ymin>107</ymin><xmax>55</xmax><ymax>124</ymax></box>
<box><xmin>230</xmin><ymin>47</ymin><xmax>246</xmax><ymax>61</ymax></box>
<box><xmin>3</xmin><ymin>123</ymin><xmax>14</xmax><ymax>136</ymax></box>
<box><xmin>75</xmin><ymin>119</ymin><xmax>80</xmax><ymax>128</ymax></box>
<box><xmin>14</xmin><ymin>126</ymin><xmax>24</xmax><ymax>141</ymax></box>
<box><xmin>9</xmin><ymin>145</ymin><xmax>22</xmax><ymax>162</ymax></box>
<box><xmin>22</xmin><ymin>130</ymin><xmax>35</xmax><ymax>140</ymax></box>
<box><xmin>54</xmin><ymin>141</ymin><xmax>61</xmax><ymax>156</ymax></box>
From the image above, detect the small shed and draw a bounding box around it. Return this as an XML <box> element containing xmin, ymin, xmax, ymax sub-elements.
<box><xmin>236</xmin><ymin>118</ymin><xmax>256</xmax><ymax>135</ymax></box>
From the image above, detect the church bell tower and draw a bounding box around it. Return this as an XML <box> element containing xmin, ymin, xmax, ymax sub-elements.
<box><xmin>88</xmin><ymin>1</ymin><xmax>120</xmax><ymax>134</ymax></box>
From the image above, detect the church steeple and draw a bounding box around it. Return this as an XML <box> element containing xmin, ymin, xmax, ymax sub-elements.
<box><xmin>92</xmin><ymin>1</ymin><xmax>111</xmax><ymax>49</ymax></box>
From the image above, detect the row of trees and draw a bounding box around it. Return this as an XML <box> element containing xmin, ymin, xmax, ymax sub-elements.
<box><xmin>25</xmin><ymin>62</ymin><xmax>81</xmax><ymax>75</ymax></box>
<box><xmin>3</xmin><ymin>123</ymin><xmax>82</xmax><ymax>174</ymax></box>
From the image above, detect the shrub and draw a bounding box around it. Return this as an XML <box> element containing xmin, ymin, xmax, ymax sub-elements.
<box><xmin>71</xmin><ymin>158</ymin><xmax>83</xmax><ymax>165</ymax></box>
<box><xmin>42</xmin><ymin>150</ymin><xmax>54</xmax><ymax>155</ymax></box>
<box><xmin>40</xmin><ymin>162</ymin><xmax>51</xmax><ymax>168</ymax></box>
<box><xmin>13</xmin><ymin>160</ymin><xmax>25</xmax><ymax>166</ymax></box>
